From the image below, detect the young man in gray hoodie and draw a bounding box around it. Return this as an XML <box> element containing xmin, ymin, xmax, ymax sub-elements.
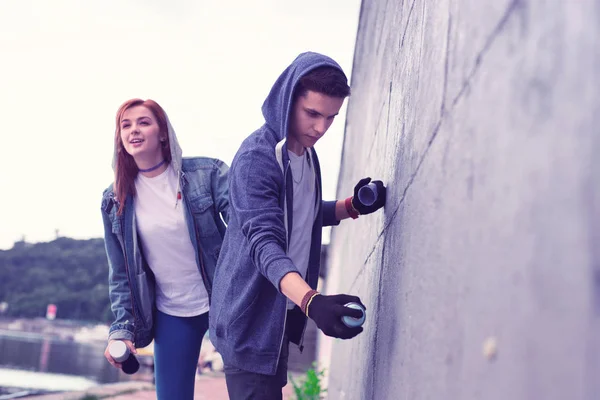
<box><xmin>209</xmin><ymin>52</ymin><xmax>386</xmax><ymax>399</ymax></box>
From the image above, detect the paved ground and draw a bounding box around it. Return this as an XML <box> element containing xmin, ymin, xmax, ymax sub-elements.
<box><xmin>27</xmin><ymin>372</ymin><xmax>296</xmax><ymax>399</ymax></box>
<box><xmin>110</xmin><ymin>373</ymin><xmax>295</xmax><ymax>400</ymax></box>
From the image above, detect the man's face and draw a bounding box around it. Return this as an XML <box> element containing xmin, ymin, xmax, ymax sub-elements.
<box><xmin>288</xmin><ymin>90</ymin><xmax>345</xmax><ymax>150</ymax></box>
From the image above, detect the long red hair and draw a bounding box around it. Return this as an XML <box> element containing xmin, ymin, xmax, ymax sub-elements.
<box><xmin>114</xmin><ymin>99</ymin><xmax>171</xmax><ymax>215</ymax></box>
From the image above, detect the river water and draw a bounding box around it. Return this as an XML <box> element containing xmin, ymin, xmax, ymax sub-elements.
<box><xmin>0</xmin><ymin>332</ymin><xmax>135</xmax><ymax>396</ymax></box>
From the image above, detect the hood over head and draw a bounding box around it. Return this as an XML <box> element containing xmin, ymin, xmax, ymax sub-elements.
<box><xmin>112</xmin><ymin>108</ymin><xmax>183</xmax><ymax>175</ymax></box>
<box><xmin>261</xmin><ymin>51</ymin><xmax>345</xmax><ymax>141</ymax></box>
<box><xmin>111</xmin><ymin>103</ymin><xmax>184</xmax><ymax>206</ymax></box>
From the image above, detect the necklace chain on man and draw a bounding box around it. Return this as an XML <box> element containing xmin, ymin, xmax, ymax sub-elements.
<box><xmin>292</xmin><ymin>152</ymin><xmax>308</xmax><ymax>184</ymax></box>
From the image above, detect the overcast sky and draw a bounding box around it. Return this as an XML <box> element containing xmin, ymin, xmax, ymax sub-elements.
<box><xmin>0</xmin><ymin>0</ymin><xmax>361</xmax><ymax>249</ymax></box>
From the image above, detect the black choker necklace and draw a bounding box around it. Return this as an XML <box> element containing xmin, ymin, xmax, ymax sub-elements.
<box><xmin>138</xmin><ymin>159</ymin><xmax>166</xmax><ymax>173</ymax></box>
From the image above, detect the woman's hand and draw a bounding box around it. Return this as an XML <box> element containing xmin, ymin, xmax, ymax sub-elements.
<box><xmin>104</xmin><ymin>339</ymin><xmax>136</xmax><ymax>369</ymax></box>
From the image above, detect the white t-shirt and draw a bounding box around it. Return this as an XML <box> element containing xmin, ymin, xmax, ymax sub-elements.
<box><xmin>286</xmin><ymin>149</ymin><xmax>317</xmax><ymax>309</ymax></box>
<box><xmin>134</xmin><ymin>164</ymin><xmax>209</xmax><ymax>317</ymax></box>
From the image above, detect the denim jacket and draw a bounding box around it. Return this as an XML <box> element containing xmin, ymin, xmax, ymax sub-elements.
<box><xmin>101</xmin><ymin>155</ymin><xmax>229</xmax><ymax>348</ymax></box>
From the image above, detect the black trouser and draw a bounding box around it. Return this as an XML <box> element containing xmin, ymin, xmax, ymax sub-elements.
<box><xmin>224</xmin><ymin>336</ymin><xmax>289</xmax><ymax>400</ymax></box>
<box><xmin>224</xmin><ymin>312</ymin><xmax>295</xmax><ymax>400</ymax></box>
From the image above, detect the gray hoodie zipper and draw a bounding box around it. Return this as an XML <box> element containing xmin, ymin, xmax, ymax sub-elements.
<box><xmin>275</xmin><ymin>158</ymin><xmax>291</xmax><ymax>371</ymax></box>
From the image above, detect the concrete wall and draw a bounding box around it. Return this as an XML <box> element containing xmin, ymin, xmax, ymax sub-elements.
<box><xmin>320</xmin><ymin>0</ymin><xmax>600</xmax><ymax>399</ymax></box>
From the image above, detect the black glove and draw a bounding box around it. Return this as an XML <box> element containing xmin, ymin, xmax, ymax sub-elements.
<box><xmin>307</xmin><ymin>294</ymin><xmax>366</xmax><ymax>339</ymax></box>
<box><xmin>351</xmin><ymin>177</ymin><xmax>386</xmax><ymax>215</ymax></box>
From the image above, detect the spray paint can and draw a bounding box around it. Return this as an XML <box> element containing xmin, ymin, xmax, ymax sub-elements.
<box><xmin>342</xmin><ymin>302</ymin><xmax>366</xmax><ymax>328</ymax></box>
<box><xmin>357</xmin><ymin>182</ymin><xmax>378</xmax><ymax>206</ymax></box>
<box><xmin>108</xmin><ymin>340</ymin><xmax>140</xmax><ymax>374</ymax></box>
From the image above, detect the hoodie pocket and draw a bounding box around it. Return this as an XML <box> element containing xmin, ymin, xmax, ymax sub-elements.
<box><xmin>189</xmin><ymin>194</ymin><xmax>219</xmax><ymax>238</ymax></box>
<box><xmin>228</xmin><ymin>293</ymin><xmax>261</xmax><ymax>341</ymax></box>
<box><xmin>226</xmin><ymin>291</ymin><xmax>280</xmax><ymax>355</ymax></box>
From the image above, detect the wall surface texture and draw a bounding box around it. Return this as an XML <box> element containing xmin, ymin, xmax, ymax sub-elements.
<box><xmin>321</xmin><ymin>0</ymin><xmax>599</xmax><ymax>399</ymax></box>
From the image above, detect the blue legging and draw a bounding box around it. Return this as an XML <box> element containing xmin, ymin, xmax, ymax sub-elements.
<box><xmin>154</xmin><ymin>310</ymin><xmax>209</xmax><ymax>400</ymax></box>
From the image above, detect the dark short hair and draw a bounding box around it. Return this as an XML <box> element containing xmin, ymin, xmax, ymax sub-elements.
<box><xmin>293</xmin><ymin>66</ymin><xmax>351</xmax><ymax>101</ymax></box>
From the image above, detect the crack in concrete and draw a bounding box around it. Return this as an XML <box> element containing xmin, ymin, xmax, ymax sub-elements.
<box><xmin>385</xmin><ymin>81</ymin><xmax>393</xmax><ymax>142</ymax></box>
<box><xmin>369</xmin><ymin>234</ymin><xmax>388</xmax><ymax>399</ymax></box>
<box><xmin>451</xmin><ymin>0</ymin><xmax>524</xmax><ymax>108</ymax></box>
<box><xmin>441</xmin><ymin>12</ymin><xmax>452</xmax><ymax>117</ymax></box>
<box><xmin>351</xmin><ymin>115</ymin><xmax>441</xmax><ymax>293</ymax></box>
<box><xmin>375</xmin><ymin>0</ymin><xmax>391</xmax><ymax>56</ymax></box>
<box><xmin>415</xmin><ymin>0</ymin><xmax>426</xmax><ymax>95</ymax></box>
<box><xmin>367</xmin><ymin>90</ymin><xmax>391</xmax><ymax>160</ymax></box>
<box><xmin>348</xmin><ymin>0</ymin><xmax>525</xmax><ymax>291</ymax></box>
<box><xmin>399</xmin><ymin>0</ymin><xmax>418</xmax><ymax>49</ymax></box>
<box><xmin>349</xmin><ymin>197</ymin><xmax>402</xmax><ymax>291</ymax></box>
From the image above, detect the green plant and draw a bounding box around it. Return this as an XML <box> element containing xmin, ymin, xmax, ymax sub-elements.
<box><xmin>289</xmin><ymin>363</ymin><xmax>327</xmax><ymax>400</ymax></box>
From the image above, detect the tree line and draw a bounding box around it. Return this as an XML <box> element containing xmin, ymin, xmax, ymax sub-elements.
<box><xmin>0</xmin><ymin>237</ymin><xmax>113</xmax><ymax>323</ymax></box>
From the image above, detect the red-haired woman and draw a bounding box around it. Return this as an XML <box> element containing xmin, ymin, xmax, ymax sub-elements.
<box><xmin>100</xmin><ymin>99</ymin><xmax>228</xmax><ymax>399</ymax></box>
